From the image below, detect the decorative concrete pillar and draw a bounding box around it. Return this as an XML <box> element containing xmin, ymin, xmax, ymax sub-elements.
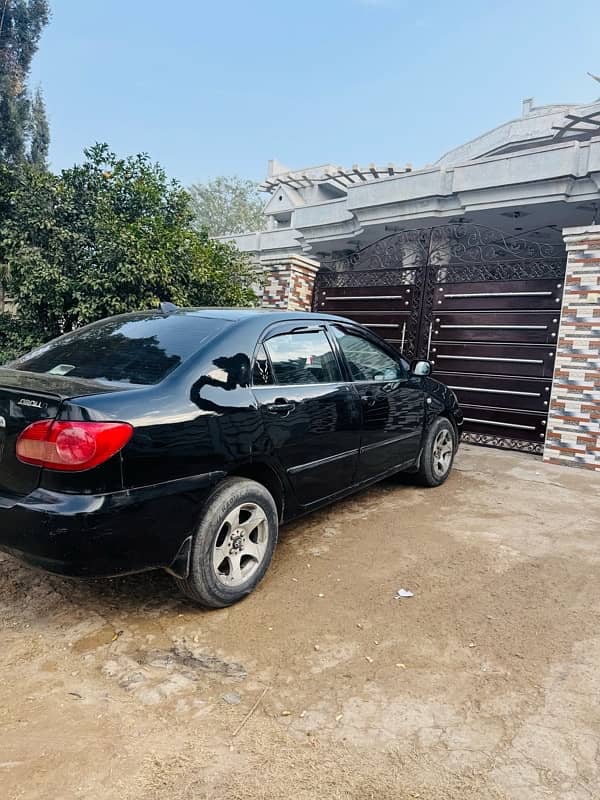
<box><xmin>543</xmin><ymin>225</ymin><xmax>600</xmax><ymax>471</ymax></box>
<box><xmin>259</xmin><ymin>254</ymin><xmax>320</xmax><ymax>311</ymax></box>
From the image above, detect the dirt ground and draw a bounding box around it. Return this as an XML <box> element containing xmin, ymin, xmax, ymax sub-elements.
<box><xmin>2</xmin><ymin>445</ymin><xmax>600</xmax><ymax>800</ymax></box>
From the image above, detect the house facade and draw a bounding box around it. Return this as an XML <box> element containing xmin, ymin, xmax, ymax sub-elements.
<box><xmin>230</xmin><ymin>97</ymin><xmax>600</xmax><ymax>262</ymax></box>
<box><xmin>226</xmin><ymin>96</ymin><xmax>600</xmax><ymax>470</ymax></box>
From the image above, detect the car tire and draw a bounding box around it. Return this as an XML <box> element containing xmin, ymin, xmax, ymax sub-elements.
<box><xmin>174</xmin><ymin>477</ymin><xmax>278</xmax><ymax>608</ymax></box>
<box><xmin>416</xmin><ymin>417</ymin><xmax>456</xmax><ymax>487</ymax></box>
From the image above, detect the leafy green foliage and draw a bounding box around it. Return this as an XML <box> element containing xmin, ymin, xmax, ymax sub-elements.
<box><xmin>0</xmin><ymin>145</ymin><xmax>258</xmax><ymax>363</ymax></box>
<box><xmin>0</xmin><ymin>0</ymin><xmax>50</xmax><ymax>165</ymax></box>
<box><xmin>189</xmin><ymin>175</ymin><xmax>266</xmax><ymax>237</ymax></box>
<box><xmin>0</xmin><ymin>311</ymin><xmax>40</xmax><ymax>362</ymax></box>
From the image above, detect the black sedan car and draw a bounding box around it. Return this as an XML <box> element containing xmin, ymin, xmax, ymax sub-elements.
<box><xmin>0</xmin><ymin>307</ymin><xmax>462</xmax><ymax>607</ymax></box>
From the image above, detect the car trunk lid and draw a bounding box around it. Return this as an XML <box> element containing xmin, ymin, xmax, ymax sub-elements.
<box><xmin>0</xmin><ymin>369</ymin><xmax>126</xmax><ymax>498</ymax></box>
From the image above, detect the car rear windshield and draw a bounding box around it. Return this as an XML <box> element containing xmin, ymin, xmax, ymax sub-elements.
<box><xmin>11</xmin><ymin>313</ymin><xmax>230</xmax><ymax>385</ymax></box>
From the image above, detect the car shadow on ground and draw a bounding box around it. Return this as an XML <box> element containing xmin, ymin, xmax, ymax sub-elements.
<box><xmin>2</xmin><ymin>473</ymin><xmax>418</xmax><ymax>618</ymax></box>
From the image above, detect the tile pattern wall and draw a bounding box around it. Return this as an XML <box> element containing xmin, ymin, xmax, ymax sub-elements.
<box><xmin>543</xmin><ymin>225</ymin><xmax>600</xmax><ymax>471</ymax></box>
<box><xmin>260</xmin><ymin>255</ymin><xmax>319</xmax><ymax>311</ymax></box>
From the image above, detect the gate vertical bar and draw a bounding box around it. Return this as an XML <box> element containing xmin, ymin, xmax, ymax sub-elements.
<box><xmin>414</xmin><ymin>226</ymin><xmax>437</xmax><ymax>361</ymax></box>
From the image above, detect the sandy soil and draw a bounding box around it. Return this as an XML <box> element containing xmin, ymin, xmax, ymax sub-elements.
<box><xmin>2</xmin><ymin>444</ymin><xmax>600</xmax><ymax>800</ymax></box>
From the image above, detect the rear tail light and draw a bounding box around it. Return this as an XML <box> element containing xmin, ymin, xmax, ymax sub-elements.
<box><xmin>16</xmin><ymin>420</ymin><xmax>133</xmax><ymax>471</ymax></box>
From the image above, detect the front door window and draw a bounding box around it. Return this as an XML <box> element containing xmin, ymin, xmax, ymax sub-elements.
<box><xmin>332</xmin><ymin>327</ymin><xmax>407</xmax><ymax>382</ymax></box>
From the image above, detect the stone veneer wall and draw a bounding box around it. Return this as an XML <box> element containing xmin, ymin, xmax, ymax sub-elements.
<box><xmin>259</xmin><ymin>254</ymin><xmax>320</xmax><ymax>311</ymax></box>
<box><xmin>543</xmin><ymin>225</ymin><xmax>600</xmax><ymax>471</ymax></box>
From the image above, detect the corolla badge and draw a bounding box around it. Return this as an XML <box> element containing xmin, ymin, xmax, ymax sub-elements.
<box><xmin>18</xmin><ymin>398</ymin><xmax>45</xmax><ymax>409</ymax></box>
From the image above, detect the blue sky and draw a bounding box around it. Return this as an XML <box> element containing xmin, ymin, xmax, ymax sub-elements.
<box><xmin>31</xmin><ymin>0</ymin><xmax>600</xmax><ymax>187</ymax></box>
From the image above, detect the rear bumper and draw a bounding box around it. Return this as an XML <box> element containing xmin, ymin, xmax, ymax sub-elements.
<box><xmin>0</xmin><ymin>472</ymin><xmax>224</xmax><ymax>578</ymax></box>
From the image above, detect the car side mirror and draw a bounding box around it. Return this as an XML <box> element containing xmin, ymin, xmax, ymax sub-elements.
<box><xmin>411</xmin><ymin>359</ymin><xmax>432</xmax><ymax>377</ymax></box>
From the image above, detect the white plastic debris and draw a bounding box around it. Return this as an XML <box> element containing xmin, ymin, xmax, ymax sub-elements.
<box><xmin>394</xmin><ymin>588</ymin><xmax>414</xmax><ymax>599</ymax></box>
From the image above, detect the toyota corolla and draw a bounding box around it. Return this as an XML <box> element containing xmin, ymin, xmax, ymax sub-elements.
<box><xmin>0</xmin><ymin>307</ymin><xmax>462</xmax><ymax>607</ymax></box>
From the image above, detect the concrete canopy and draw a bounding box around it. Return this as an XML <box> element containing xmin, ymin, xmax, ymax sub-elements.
<box><xmin>226</xmin><ymin>98</ymin><xmax>600</xmax><ymax>262</ymax></box>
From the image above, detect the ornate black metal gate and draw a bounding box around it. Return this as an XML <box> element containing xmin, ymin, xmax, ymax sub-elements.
<box><xmin>312</xmin><ymin>224</ymin><xmax>567</xmax><ymax>454</ymax></box>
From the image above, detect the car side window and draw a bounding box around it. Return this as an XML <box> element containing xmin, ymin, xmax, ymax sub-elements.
<box><xmin>332</xmin><ymin>327</ymin><xmax>405</xmax><ymax>382</ymax></box>
<box><xmin>263</xmin><ymin>331</ymin><xmax>341</xmax><ymax>385</ymax></box>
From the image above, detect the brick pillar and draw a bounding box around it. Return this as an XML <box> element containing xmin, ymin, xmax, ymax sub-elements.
<box><xmin>259</xmin><ymin>254</ymin><xmax>320</xmax><ymax>311</ymax></box>
<box><xmin>543</xmin><ymin>225</ymin><xmax>600</xmax><ymax>471</ymax></box>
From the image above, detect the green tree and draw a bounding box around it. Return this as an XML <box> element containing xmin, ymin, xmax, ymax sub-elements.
<box><xmin>28</xmin><ymin>85</ymin><xmax>48</xmax><ymax>167</ymax></box>
<box><xmin>0</xmin><ymin>144</ymin><xmax>258</xmax><ymax>361</ymax></box>
<box><xmin>189</xmin><ymin>175</ymin><xmax>266</xmax><ymax>237</ymax></box>
<box><xmin>0</xmin><ymin>0</ymin><xmax>50</xmax><ymax>165</ymax></box>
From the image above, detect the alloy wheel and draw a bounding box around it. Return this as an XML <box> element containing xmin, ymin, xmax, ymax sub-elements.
<box><xmin>432</xmin><ymin>428</ymin><xmax>453</xmax><ymax>478</ymax></box>
<box><xmin>212</xmin><ymin>502</ymin><xmax>269</xmax><ymax>587</ymax></box>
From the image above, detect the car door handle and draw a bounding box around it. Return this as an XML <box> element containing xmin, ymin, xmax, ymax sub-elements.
<box><xmin>360</xmin><ymin>393</ymin><xmax>377</xmax><ymax>406</ymax></box>
<box><xmin>266</xmin><ymin>399</ymin><xmax>296</xmax><ymax>415</ymax></box>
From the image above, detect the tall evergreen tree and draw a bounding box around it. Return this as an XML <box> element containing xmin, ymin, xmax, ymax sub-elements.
<box><xmin>28</xmin><ymin>84</ymin><xmax>48</xmax><ymax>166</ymax></box>
<box><xmin>0</xmin><ymin>0</ymin><xmax>50</xmax><ymax>166</ymax></box>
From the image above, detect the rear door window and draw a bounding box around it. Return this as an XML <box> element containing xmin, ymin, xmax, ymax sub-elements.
<box><xmin>264</xmin><ymin>331</ymin><xmax>341</xmax><ymax>385</ymax></box>
<box><xmin>11</xmin><ymin>313</ymin><xmax>229</xmax><ymax>385</ymax></box>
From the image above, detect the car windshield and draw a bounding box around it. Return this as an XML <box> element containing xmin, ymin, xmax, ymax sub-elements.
<box><xmin>11</xmin><ymin>313</ymin><xmax>230</xmax><ymax>385</ymax></box>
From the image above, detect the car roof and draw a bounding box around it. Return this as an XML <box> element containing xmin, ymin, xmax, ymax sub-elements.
<box><xmin>117</xmin><ymin>307</ymin><xmax>350</xmax><ymax>324</ymax></box>
<box><xmin>195</xmin><ymin>308</ymin><xmax>348</xmax><ymax>323</ymax></box>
